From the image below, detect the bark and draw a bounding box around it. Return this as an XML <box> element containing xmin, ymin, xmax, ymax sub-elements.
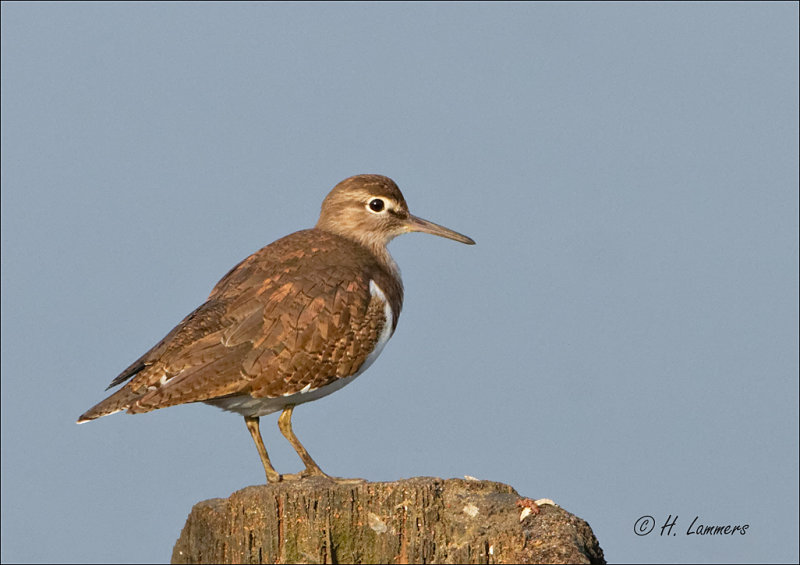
<box><xmin>171</xmin><ymin>476</ymin><xmax>605</xmax><ymax>564</ymax></box>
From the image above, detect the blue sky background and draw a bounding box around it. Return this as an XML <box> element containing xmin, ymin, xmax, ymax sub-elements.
<box><xmin>2</xmin><ymin>3</ymin><xmax>798</xmax><ymax>563</ymax></box>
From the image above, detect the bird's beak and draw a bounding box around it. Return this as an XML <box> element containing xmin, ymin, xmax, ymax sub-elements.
<box><xmin>405</xmin><ymin>214</ymin><xmax>475</xmax><ymax>245</ymax></box>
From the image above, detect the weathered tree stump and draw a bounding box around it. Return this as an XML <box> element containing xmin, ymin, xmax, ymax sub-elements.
<box><xmin>171</xmin><ymin>476</ymin><xmax>605</xmax><ymax>564</ymax></box>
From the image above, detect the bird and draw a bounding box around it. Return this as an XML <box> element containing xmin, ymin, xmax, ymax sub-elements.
<box><xmin>78</xmin><ymin>174</ymin><xmax>475</xmax><ymax>483</ymax></box>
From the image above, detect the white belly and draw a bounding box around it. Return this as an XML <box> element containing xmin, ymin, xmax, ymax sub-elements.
<box><xmin>206</xmin><ymin>279</ymin><xmax>395</xmax><ymax>418</ymax></box>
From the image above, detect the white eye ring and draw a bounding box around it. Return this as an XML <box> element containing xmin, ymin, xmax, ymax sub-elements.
<box><xmin>368</xmin><ymin>198</ymin><xmax>386</xmax><ymax>213</ymax></box>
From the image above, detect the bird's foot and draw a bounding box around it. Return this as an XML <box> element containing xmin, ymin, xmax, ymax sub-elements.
<box><xmin>324</xmin><ymin>475</ymin><xmax>367</xmax><ymax>485</ymax></box>
<box><xmin>278</xmin><ymin>467</ymin><xmax>366</xmax><ymax>484</ymax></box>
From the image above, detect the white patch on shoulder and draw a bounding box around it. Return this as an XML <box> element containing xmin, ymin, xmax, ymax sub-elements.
<box><xmin>360</xmin><ymin>279</ymin><xmax>394</xmax><ymax>374</ymax></box>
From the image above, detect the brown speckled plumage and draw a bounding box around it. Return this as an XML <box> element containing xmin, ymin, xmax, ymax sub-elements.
<box><xmin>84</xmin><ymin>230</ymin><xmax>402</xmax><ymax>417</ymax></box>
<box><xmin>78</xmin><ymin>174</ymin><xmax>473</xmax><ymax>482</ymax></box>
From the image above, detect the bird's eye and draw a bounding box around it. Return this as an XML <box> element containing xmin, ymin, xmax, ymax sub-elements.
<box><xmin>368</xmin><ymin>198</ymin><xmax>385</xmax><ymax>213</ymax></box>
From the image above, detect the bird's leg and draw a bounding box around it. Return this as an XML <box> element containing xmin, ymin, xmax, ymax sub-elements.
<box><xmin>277</xmin><ymin>405</ymin><xmax>365</xmax><ymax>484</ymax></box>
<box><xmin>277</xmin><ymin>405</ymin><xmax>329</xmax><ymax>478</ymax></box>
<box><xmin>244</xmin><ymin>416</ymin><xmax>282</xmax><ymax>484</ymax></box>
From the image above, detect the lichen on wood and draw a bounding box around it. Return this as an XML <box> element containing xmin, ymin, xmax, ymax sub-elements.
<box><xmin>171</xmin><ymin>476</ymin><xmax>605</xmax><ymax>564</ymax></box>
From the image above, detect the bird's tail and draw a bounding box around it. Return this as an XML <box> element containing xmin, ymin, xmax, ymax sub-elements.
<box><xmin>76</xmin><ymin>386</ymin><xmax>143</xmax><ymax>424</ymax></box>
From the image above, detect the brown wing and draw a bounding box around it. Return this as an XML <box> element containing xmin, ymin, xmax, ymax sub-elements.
<box><xmin>78</xmin><ymin>230</ymin><xmax>397</xmax><ymax>421</ymax></box>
